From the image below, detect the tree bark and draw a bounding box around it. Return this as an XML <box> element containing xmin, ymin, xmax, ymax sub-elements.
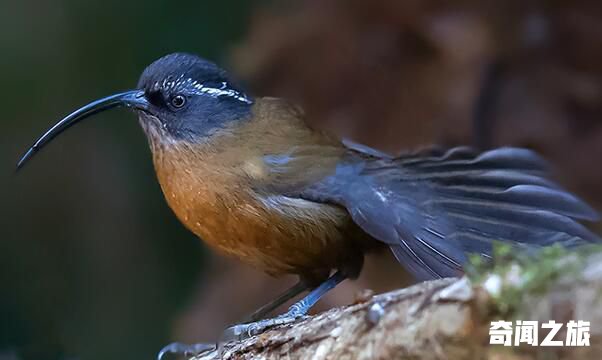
<box><xmin>191</xmin><ymin>246</ymin><xmax>602</xmax><ymax>360</ymax></box>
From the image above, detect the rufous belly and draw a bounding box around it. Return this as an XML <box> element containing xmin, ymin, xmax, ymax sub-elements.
<box><xmin>154</xmin><ymin>158</ymin><xmax>364</xmax><ymax>278</ymax></box>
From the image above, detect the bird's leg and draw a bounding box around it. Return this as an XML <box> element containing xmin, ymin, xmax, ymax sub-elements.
<box><xmin>221</xmin><ymin>271</ymin><xmax>347</xmax><ymax>342</ymax></box>
<box><xmin>243</xmin><ymin>280</ymin><xmax>310</xmax><ymax>322</ymax></box>
<box><xmin>156</xmin><ymin>280</ymin><xmax>310</xmax><ymax>359</ymax></box>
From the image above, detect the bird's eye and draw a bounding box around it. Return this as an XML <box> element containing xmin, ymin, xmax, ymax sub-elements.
<box><xmin>171</xmin><ymin>95</ymin><xmax>186</xmax><ymax>108</ymax></box>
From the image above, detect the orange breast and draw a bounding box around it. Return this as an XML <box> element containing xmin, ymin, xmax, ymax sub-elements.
<box><xmin>151</xmin><ymin>146</ymin><xmax>365</xmax><ymax>278</ymax></box>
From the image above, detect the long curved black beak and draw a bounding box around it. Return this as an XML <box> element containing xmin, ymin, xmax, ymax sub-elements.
<box><xmin>17</xmin><ymin>90</ymin><xmax>148</xmax><ymax>170</ymax></box>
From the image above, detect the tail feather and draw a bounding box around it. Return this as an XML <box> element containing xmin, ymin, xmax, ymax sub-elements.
<box><xmin>431</xmin><ymin>184</ymin><xmax>599</xmax><ymax>221</ymax></box>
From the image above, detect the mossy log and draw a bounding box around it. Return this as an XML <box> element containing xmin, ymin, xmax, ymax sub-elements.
<box><xmin>190</xmin><ymin>245</ymin><xmax>602</xmax><ymax>359</ymax></box>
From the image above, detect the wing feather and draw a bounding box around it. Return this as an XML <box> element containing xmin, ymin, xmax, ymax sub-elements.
<box><xmin>300</xmin><ymin>147</ymin><xmax>601</xmax><ymax>280</ymax></box>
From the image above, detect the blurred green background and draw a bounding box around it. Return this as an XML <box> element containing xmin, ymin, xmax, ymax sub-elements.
<box><xmin>1</xmin><ymin>1</ymin><xmax>259</xmax><ymax>359</ymax></box>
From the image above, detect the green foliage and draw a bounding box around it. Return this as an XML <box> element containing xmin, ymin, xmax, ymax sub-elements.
<box><xmin>466</xmin><ymin>242</ymin><xmax>602</xmax><ymax>317</ymax></box>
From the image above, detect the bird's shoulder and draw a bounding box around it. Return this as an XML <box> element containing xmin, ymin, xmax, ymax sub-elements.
<box><xmin>251</xmin><ymin>97</ymin><xmax>306</xmax><ymax>128</ymax></box>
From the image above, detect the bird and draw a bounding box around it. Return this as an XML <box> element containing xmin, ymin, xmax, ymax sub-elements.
<box><xmin>17</xmin><ymin>52</ymin><xmax>601</xmax><ymax>356</ymax></box>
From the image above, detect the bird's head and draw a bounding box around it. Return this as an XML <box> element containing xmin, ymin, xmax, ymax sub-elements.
<box><xmin>17</xmin><ymin>53</ymin><xmax>254</xmax><ymax>168</ymax></box>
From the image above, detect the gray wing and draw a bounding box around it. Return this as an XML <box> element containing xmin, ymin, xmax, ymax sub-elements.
<box><xmin>300</xmin><ymin>147</ymin><xmax>600</xmax><ymax>280</ymax></box>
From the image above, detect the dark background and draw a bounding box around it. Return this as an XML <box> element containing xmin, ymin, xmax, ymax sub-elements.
<box><xmin>1</xmin><ymin>1</ymin><xmax>257</xmax><ymax>359</ymax></box>
<box><xmin>2</xmin><ymin>1</ymin><xmax>602</xmax><ymax>359</ymax></box>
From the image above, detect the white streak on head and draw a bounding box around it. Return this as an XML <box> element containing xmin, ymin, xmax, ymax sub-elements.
<box><xmin>153</xmin><ymin>77</ymin><xmax>253</xmax><ymax>104</ymax></box>
<box><xmin>186</xmin><ymin>78</ymin><xmax>252</xmax><ymax>104</ymax></box>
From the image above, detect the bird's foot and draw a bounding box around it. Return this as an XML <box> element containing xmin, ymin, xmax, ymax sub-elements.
<box><xmin>156</xmin><ymin>313</ymin><xmax>305</xmax><ymax>360</ymax></box>
<box><xmin>157</xmin><ymin>342</ymin><xmax>216</xmax><ymax>360</ymax></box>
<box><xmin>221</xmin><ymin>271</ymin><xmax>347</xmax><ymax>342</ymax></box>
<box><xmin>221</xmin><ymin>308</ymin><xmax>308</xmax><ymax>342</ymax></box>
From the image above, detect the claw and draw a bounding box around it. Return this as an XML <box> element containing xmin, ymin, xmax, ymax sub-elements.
<box><xmin>157</xmin><ymin>342</ymin><xmax>216</xmax><ymax>360</ymax></box>
<box><xmin>221</xmin><ymin>313</ymin><xmax>309</xmax><ymax>342</ymax></box>
<box><xmin>220</xmin><ymin>272</ymin><xmax>347</xmax><ymax>342</ymax></box>
<box><xmin>220</xmin><ymin>323</ymin><xmax>248</xmax><ymax>342</ymax></box>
